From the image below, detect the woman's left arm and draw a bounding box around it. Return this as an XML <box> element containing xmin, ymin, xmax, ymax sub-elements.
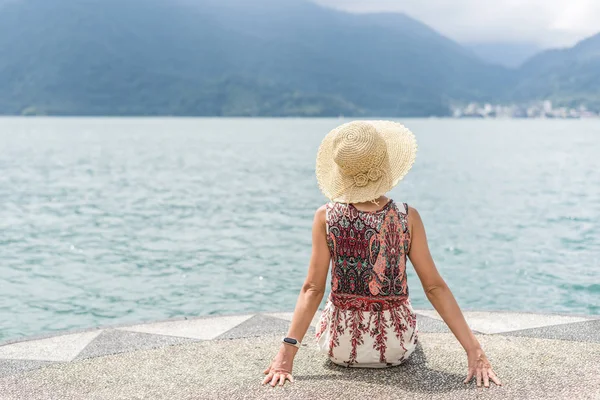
<box><xmin>262</xmin><ymin>205</ymin><xmax>331</xmax><ymax>387</ymax></box>
<box><xmin>407</xmin><ymin>206</ymin><xmax>502</xmax><ymax>388</ymax></box>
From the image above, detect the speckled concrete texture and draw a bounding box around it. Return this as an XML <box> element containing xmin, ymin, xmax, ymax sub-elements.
<box><xmin>416</xmin><ymin>310</ymin><xmax>591</xmax><ymax>334</ymax></box>
<box><xmin>215</xmin><ymin>314</ymin><xmax>292</xmax><ymax>340</ymax></box>
<box><xmin>116</xmin><ymin>314</ymin><xmax>254</xmax><ymax>340</ymax></box>
<box><xmin>0</xmin><ymin>332</ymin><xmax>599</xmax><ymax>400</ymax></box>
<box><xmin>504</xmin><ymin>319</ymin><xmax>600</xmax><ymax>343</ymax></box>
<box><xmin>0</xmin><ymin>359</ymin><xmax>57</xmax><ymax>378</ymax></box>
<box><xmin>0</xmin><ymin>331</ymin><xmax>102</xmax><ymax>362</ymax></box>
<box><xmin>0</xmin><ymin>310</ymin><xmax>598</xmax><ymax>400</ymax></box>
<box><xmin>415</xmin><ymin>314</ymin><xmax>451</xmax><ymax>333</ymax></box>
<box><xmin>75</xmin><ymin>329</ymin><xmax>198</xmax><ymax>360</ymax></box>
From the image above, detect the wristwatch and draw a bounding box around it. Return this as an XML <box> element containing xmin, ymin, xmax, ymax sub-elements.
<box><xmin>281</xmin><ymin>336</ymin><xmax>301</xmax><ymax>348</ymax></box>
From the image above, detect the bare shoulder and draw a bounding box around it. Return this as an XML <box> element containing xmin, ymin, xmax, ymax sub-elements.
<box><xmin>407</xmin><ymin>205</ymin><xmax>422</xmax><ymax>221</ymax></box>
<box><xmin>312</xmin><ymin>205</ymin><xmax>329</xmax><ymax>237</ymax></box>
<box><xmin>407</xmin><ymin>205</ymin><xmax>418</xmax><ymax>214</ymax></box>
<box><xmin>406</xmin><ymin>205</ymin><xmax>424</xmax><ymax>232</ymax></box>
<box><xmin>314</xmin><ymin>204</ymin><xmax>328</xmax><ymax>223</ymax></box>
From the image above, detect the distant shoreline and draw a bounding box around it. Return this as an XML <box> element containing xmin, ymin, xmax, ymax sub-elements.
<box><xmin>0</xmin><ymin>115</ymin><xmax>598</xmax><ymax>119</ymax></box>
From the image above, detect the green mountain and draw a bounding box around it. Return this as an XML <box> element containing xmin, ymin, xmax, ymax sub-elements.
<box><xmin>0</xmin><ymin>0</ymin><xmax>598</xmax><ymax>116</ymax></box>
<box><xmin>0</xmin><ymin>0</ymin><xmax>510</xmax><ymax>117</ymax></box>
<box><xmin>465</xmin><ymin>42</ymin><xmax>542</xmax><ymax>68</ymax></box>
<box><xmin>511</xmin><ymin>34</ymin><xmax>600</xmax><ymax>111</ymax></box>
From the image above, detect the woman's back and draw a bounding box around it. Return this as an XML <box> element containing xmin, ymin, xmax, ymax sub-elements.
<box><xmin>325</xmin><ymin>198</ymin><xmax>410</xmax><ymax>299</ymax></box>
<box><xmin>315</xmin><ymin>198</ymin><xmax>418</xmax><ymax>367</ymax></box>
<box><xmin>264</xmin><ymin>121</ymin><xmax>501</xmax><ymax>388</ymax></box>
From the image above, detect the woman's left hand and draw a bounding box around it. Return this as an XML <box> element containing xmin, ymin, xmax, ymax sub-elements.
<box><xmin>262</xmin><ymin>344</ymin><xmax>297</xmax><ymax>387</ymax></box>
<box><xmin>464</xmin><ymin>347</ymin><xmax>502</xmax><ymax>388</ymax></box>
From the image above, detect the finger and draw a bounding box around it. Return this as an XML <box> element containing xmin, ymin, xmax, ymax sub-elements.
<box><xmin>483</xmin><ymin>371</ymin><xmax>490</xmax><ymax>388</ymax></box>
<box><xmin>270</xmin><ymin>373</ymin><xmax>279</xmax><ymax>387</ymax></box>
<box><xmin>464</xmin><ymin>369</ymin><xmax>474</xmax><ymax>384</ymax></box>
<box><xmin>476</xmin><ymin>369</ymin><xmax>482</xmax><ymax>387</ymax></box>
<box><xmin>464</xmin><ymin>369</ymin><xmax>473</xmax><ymax>384</ymax></box>
<box><xmin>262</xmin><ymin>372</ymin><xmax>273</xmax><ymax>385</ymax></box>
<box><xmin>489</xmin><ymin>370</ymin><xmax>502</xmax><ymax>386</ymax></box>
<box><xmin>263</xmin><ymin>361</ymin><xmax>272</xmax><ymax>374</ymax></box>
<box><xmin>278</xmin><ymin>374</ymin><xmax>286</xmax><ymax>386</ymax></box>
<box><xmin>287</xmin><ymin>374</ymin><xmax>295</xmax><ymax>383</ymax></box>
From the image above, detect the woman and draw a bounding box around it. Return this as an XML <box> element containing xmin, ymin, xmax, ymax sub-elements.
<box><xmin>262</xmin><ymin>120</ymin><xmax>502</xmax><ymax>389</ymax></box>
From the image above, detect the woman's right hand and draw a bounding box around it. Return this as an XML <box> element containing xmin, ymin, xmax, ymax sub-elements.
<box><xmin>464</xmin><ymin>347</ymin><xmax>502</xmax><ymax>388</ymax></box>
<box><xmin>262</xmin><ymin>343</ymin><xmax>297</xmax><ymax>387</ymax></box>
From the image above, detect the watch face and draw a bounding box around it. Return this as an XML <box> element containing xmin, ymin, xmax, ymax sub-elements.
<box><xmin>283</xmin><ymin>338</ymin><xmax>298</xmax><ymax>345</ymax></box>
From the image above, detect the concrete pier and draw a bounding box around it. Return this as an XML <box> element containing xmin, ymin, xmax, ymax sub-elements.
<box><xmin>0</xmin><ymin>309</ymin><xmax>599</xmax><ymax>399</ymax></box>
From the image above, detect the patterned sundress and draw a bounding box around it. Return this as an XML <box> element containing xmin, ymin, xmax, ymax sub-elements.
<box><xmin>314</xmin><ymin>198</ymin><xmax>418</xmax><ymax>368</ymax></box>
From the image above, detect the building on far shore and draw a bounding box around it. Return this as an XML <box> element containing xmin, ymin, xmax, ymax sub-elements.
<box><xmin>452</xmin><ymin>101</ymin><xmax>599</xmax><ymax>119</ymax></box>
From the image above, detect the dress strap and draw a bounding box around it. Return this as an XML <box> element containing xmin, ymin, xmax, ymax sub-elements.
<box><xmin>402</xmin><ymin>202</ymin><xmax>412</xmax><ymax>253</ymax></box>
<box><xmin>325</xmin><ymin>202</ymin><xmax>333</xmax><ymax>235</ymax></box>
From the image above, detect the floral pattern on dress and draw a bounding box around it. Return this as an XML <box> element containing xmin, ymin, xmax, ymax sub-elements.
<box><xmin>315</xmin><ymin>199</ymin><xmax>418</xmax><ymax>366</ymax></box>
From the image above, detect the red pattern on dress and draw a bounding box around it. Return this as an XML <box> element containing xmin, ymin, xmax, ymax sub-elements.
<box><xmin>315</xmin><ymin>199</ymin><xmax>416</xmax><ymax>365</ymax></box>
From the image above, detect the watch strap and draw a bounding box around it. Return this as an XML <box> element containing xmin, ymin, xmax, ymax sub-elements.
<box><xmin>281</xmin><ymin>336</ymin><xmax>301</xmax><ymax>348</ymax></box>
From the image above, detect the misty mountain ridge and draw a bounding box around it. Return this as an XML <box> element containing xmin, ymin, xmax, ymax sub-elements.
<box><xmin>0</xmin><ymin>0</ymin><xmax>598</xmax><ymax>116</ymax></box>
<box><xmin>464</xmin><ymin>42</ymin><xmax>543</xmax><ymax>68</ymax></box>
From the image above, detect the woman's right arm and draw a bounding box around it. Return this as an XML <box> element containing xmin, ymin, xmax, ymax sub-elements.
<box><xmin>407</xmin><ymin>206</ymin><xmax>502</xmax><ymax>388</ymax></box>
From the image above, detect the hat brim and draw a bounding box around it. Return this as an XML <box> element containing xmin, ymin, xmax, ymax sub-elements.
<box><xmin>315</xmin><ymin>120</ymin><xmax>417</xmax><ymax>203</ymax></box>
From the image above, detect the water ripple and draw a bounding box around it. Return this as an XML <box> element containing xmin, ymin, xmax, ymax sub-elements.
<box><xmin>1</xmin><ymin>117</ymin><xmax>599</xmax><ymax>342</ymax></box>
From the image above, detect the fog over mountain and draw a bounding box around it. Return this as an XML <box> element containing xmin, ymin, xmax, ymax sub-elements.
<box><xmin>0</xmin><ymin>0</ymin><xmax>598</xmax><ymax>116</ymax></box>
<box><xmin>464</xmin><ymin>42</ymin><xmax>543</xmax><ymax>68</ymax></box>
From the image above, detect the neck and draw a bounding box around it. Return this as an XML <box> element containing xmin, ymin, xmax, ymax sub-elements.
<box><xmin>351</xmin><ymin>195</ymin><xmax>389</xmax><ymax>210</ymax></box>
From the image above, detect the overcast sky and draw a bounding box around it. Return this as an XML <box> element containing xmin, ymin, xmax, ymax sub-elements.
<box><xmin>314</xmin><ymin>0</ymin><xmax>600</xmax><ymax>48</ymax></box>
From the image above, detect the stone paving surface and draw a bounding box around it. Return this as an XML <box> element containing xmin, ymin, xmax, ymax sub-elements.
<box><xmin>0</xmin><ymin>310</ymin><xmax>599</xmax><ymax>400</ymax></box>
<box><xmin>504</xmin><ymin>318</ymin><xmax>600</xmax><ymax>343</ymax></box>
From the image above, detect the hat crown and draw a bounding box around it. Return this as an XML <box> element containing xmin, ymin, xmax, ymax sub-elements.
<box><xmin>332</xmin><ymin>121</ymin><xmax>387</xmax><ymax>176</ymax></box>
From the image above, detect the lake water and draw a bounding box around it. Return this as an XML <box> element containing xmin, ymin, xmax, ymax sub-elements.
<box><xmin>1</xmin><ymin>118</ymin><xmax>599</xmax><ymax>342</ymax></box>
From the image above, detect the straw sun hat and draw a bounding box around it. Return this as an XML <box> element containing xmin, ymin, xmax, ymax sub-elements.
<box><xmin>315</xmin><ymin>120</ymin><xmax>417</xmax><ymax>204</ymax></box>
